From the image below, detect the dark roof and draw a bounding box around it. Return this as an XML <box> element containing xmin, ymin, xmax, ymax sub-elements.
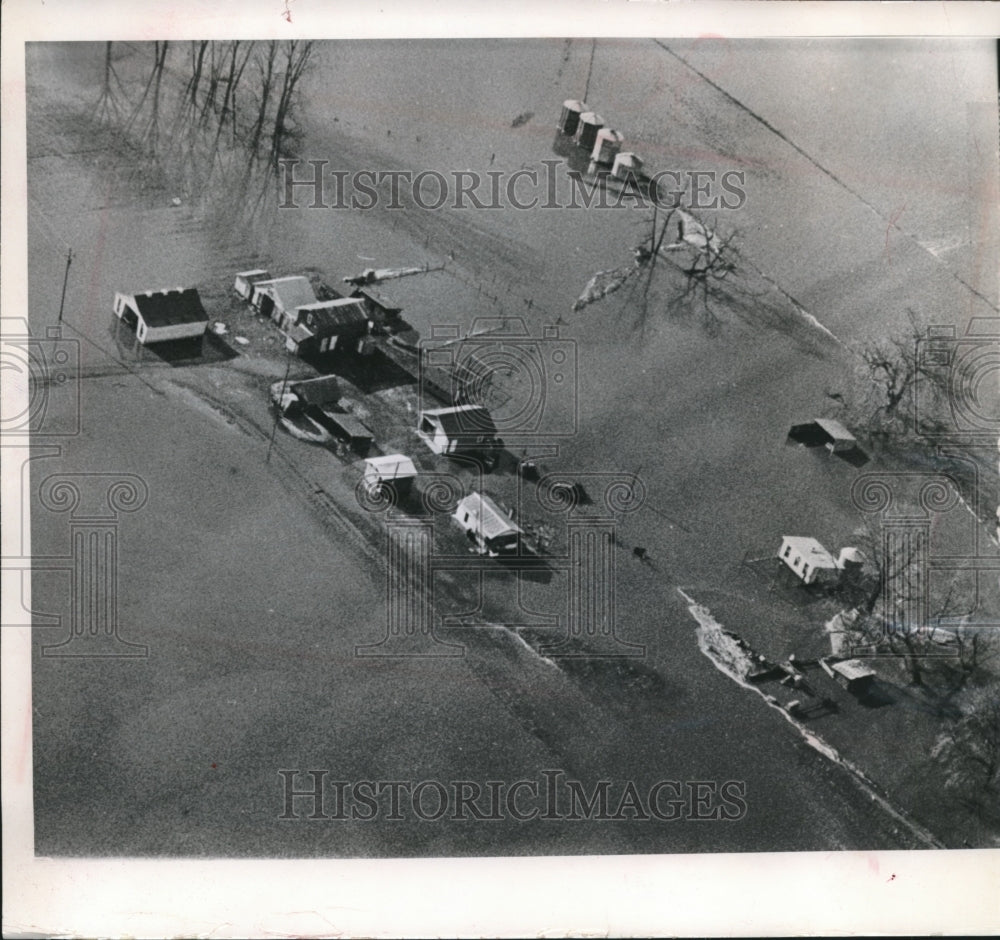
<box><xmin>324</xmin><ymin>411</ymin><xmax>373</xmax><ymax>441</ymax></box>
<box><xmin>428</xmin><ymin>405</ymin><xmax>497</xmax><ymax>438</ymax></box>
<box><xmin>300</xmin><ymin>299</ymin><xmax>368</xmax><ymax>335</ymax></box>
<box><xmin>132</xmin><ymin>289</ymin><xmax>208</xmax><ymax>328</ymax></box>
<box><xmin>289</xmin><ymin>375</ymin><xmax>342</xmax><ymax>406</ymax></box>
<box><xmin>352</xmin><ymin>285</ymin><xmax>404</xmax><ymax>313</ymax></box>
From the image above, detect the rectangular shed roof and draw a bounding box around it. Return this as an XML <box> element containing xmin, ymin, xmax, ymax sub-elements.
<box><xmin>132</xmin><ymin>288</ymin><xmax>209</xmax><ymax>328</ymax></box>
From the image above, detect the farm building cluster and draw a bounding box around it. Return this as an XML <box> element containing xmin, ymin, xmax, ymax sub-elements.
<box><xmin>113</xmin><ymin>264</ymin><xmax>529</xmax><ymax>558</ymax></box>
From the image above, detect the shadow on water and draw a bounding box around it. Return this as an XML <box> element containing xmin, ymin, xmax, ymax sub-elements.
<box><xmin>108</xmin><ymin>316</ymin><xmax>238</xmax><ymax>366</ymax></box>
<box><xmin>856</xmin><ymin>678</ymin><xmax>897</xmax><ymax>709</ymax></box>
<box><xmin>299</xmin><ymin>347</ymin><xmax>417</xmax><ymax>394</ymax></box>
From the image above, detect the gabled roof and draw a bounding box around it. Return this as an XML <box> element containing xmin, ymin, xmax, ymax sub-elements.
<box><xmin>352</xmin><ymin>285</ymin><xmax>404</xmax><ymax>313</ymax></box>
<box><xmin>455</xmin><ymin>492</ymin><xmax>522</xmax><ymax>541</ymax></box>
<box><xmin>131</xmin><ymin>288</ymin><xmax>208</xmax><ymax>328</ymax></box>
<box><xmin>780</xmin><ymin>535</ymin><xmax>839</xmax><ymax>569</ymax></box>
<box><xmin>814</xmin><ymin>418</ymin><xmax>856</xmax><ymax>442</ymax></box>
<box><xmin>256</xmin><ymin>276</ymin><xmax>317</xmax><ymax>311</ymax></box>
<box><xmin>289</xmin><ymin>375</ymin><xmax>342</xmax><ymax>406</ymax></box>
<box><xmin>422</xmin><ymin>404</ymin><xmax>497</xmax><ymax>438</ymax></box>
<box><xmin>299</xmin><ymin>298</ymin><xmax>368</xmax><ymax>334</ymax></box>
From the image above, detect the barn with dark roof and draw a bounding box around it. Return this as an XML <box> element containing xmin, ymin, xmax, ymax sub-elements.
<box><xmin>113</xmin><ymin>287</ymin><xmax>209</xmax><ymax>344</ymax></box>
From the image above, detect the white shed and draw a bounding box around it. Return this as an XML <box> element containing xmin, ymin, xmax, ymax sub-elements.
<box><xmin>416</xmin><ymin>404</ymin><xmax>499</xmax><ymax>456</ymax></box>
<box><xmin>778</xmin><ymin>535</ymin><xmax>841</xmax><ymax>585</ymax></box>
<box><xmin>454</xmin><ymin>492</ymin><xmax>522</xmax><ymax>556</ymax></box>
<box><xmin>233</xmin><ymin>269</ymin><xmax>272</xmax><ymax>301</ymax></box>
<box><xmin>363</xmin><ymin>454</ymin><xmax>417</xmax><ymax>499</ymax></box>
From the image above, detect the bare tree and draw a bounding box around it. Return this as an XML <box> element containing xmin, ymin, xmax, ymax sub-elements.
<box><xmin>830</xmin><ymin>309</ymin><xmax>949</xmax><ymax>441</ymax></box>
<box><xmin>931</xmin><ymin>681</ymin><xmax>1000</xmax><ymax>801</ymax></box>
<box><xmin>572</xmin><ymin>205</ymin><xmax>745</xmax><ymax>336</ymax></box>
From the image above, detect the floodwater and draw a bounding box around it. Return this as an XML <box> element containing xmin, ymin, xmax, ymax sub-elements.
<box><xmin>24</xmin><ymin>39</ymin><xmax>1000</xmax><ymax>856</ymax></box>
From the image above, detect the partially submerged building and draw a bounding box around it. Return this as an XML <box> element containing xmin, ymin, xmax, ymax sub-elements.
<box><xmin>363</xmin><ymin>454</ymin><xmax>418</xmax><ymax>500</ymax></box>
<box><xmin>454</xmin><ymin>492</ymin><xmax>522</xmax><ymax>556</ymax></box>
<box><xmin>788</xmin><ymin>418</ymin><xmax>858</xmax><ymax>453</ymax></box>
<box><xmin>283</xmin><ymin>298</ymin><xmax>370</xmax><ymax>356</ymax></box>
<box><xmin>416</xmin><ymin>404</ymin><xmax>501</xmax><ymax>457</ymax></box>
<box><xmin>778</xmin><ymin>535</ymin><xmax>864</xmax><ymax>586</ymax></box>
<box><xmin>250</xmin><ymin>276</ymin><xmax>317</xmax><ymax>327</ymax></box>
<box><xmin>233</xmin><ymin>269</ymin><xmax>272</xmax><ymax>301</ymax></box>
<box><xmin>113</xmin><ymin>287</ymin><xmax>209</xmax><ymax>345</ymax></box>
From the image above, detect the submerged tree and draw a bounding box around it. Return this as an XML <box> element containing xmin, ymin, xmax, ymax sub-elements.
<box><xmin>931</xmin><ymin>681</ymin><xmax>1000</xmax><ymax>802</ymax></box>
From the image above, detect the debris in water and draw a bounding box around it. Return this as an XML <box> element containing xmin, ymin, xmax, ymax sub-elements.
<box><xmin>170</xmin><ymin>197</ymin><xmax>182</xmax><ymax>207</ymax></box>
<box><xmin>511</xmin><ymin>111</ymin><xmax>534</xmax><ymax>128</ymax></box>
<box><xmin>234</xmin><ymin>336</ymin><xmax>250</xmax><ymax>346</ymax></box>
<box><xmin>211</xmin><ymin>322</ymin><xmax>228</xmax><ymax>335</ymax></box>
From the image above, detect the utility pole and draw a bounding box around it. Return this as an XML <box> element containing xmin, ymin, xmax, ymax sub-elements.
<box><xmin>266</xmin><ymin>355</ymin><xmax>292</xmax><ymax>464</ymax></box>
<box><xmin>57</xmin><ymin>248</ymin><xmax>73</xmax><ymax>323</ymax></box>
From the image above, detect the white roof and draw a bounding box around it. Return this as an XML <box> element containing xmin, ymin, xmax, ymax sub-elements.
<box><xmin>780</xmin><ymin>535</ymin><xmax>839</xmax><ymax>569</ymax></box>
<box><xmin>364</xmin><ymin>454</ymin><xmax>417</xmax><ymax>480</ymax></box>
<box><xmin>814</xmin><ymin>418</ymin><xmax>856</xmax><ymax>442</ymax></box>
<box><xmin>455</xmin><ymin>492</ymin><xmax>522</xmax><ymax>541</ymax></box>
<box><xmin>298</xmin><ymin>298</ymin><xmax>366</xmax><ymax>312</ymax></box>
<box><xmin>832</xmin><ymin>659</ymin><xmax>876</xmax><ymax>681</ymax></box>
<box><xmin>235</xmin><ymin>269</ymin><xmax>269</xmax><ymax>278</ymax></box>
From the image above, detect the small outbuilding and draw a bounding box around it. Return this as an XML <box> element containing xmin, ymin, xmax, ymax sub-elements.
<box><xmin>233</xmin><ymin>269</ymin><xmax>272</xmax><ymax>301</ymax></box>
<box><xmin>250</xmin><ymin>276</ymin><xmax>317</xmax><ymax>327</ymax></box>
<box><xmin>611</xmin><ymin>151</ymin><xmax>644</xmax><ymax>182</ymax></box>
<box><xmin>591</xmin><ymin>128</ymin><xmax>624</xmax><ymax>164</ymax></box>
<box><xmin>453</xmin><ymin>492</ymin><xmax>522</xmax><ymax>556</ymax></box>
<box><xmin>558</xmin><ymin>99</ymin><xmax>587</xmax><ymax>136</ymax></box>
<box><xmin>363</xmin><ymin>454</ymin><xmax>418</xmax><ymax>500</ymax></box>
<box><xmin>778</xmin><ymin>535</ymin><xmax>842</xmax><ymax>586</ymax></box>
<box><xmin>788</xmin><ymin>418</ymin><xmax>858</xmax><ymax>453</ymax></box>
<box><xmin>416</xmin><ymin>404</ymin><xmax>501</xmax><ymax>457</ymax></box>
<box><xmin>830</xmin><ymin>658</ymin><xmax>876</xmax><ymax>695</ymax></box>
<box><xmin>314</xmin><ymin>410</ymin><xmax>374</xmax><ymax>454</ymax></box>
<box><xmin>113</xmin><ymin>287</ymin><xmax>209</xmax><ymax>345</ymax></box>
<box><xmin>574</xmin><ymin>112</ymin><xmax>604</xmax><ymax>150</ymax></box>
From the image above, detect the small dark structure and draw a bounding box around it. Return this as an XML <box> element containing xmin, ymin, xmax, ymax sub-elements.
<box><xmin>284</xmin><ymin>298</ymin><xmax>370</xmax><ymax>357</ymax></box>
<box><xmin>287</xmin><ymin>375</ymin><xmax>342</xmax><ymax>409</ymax></box>
<box><xmin>830</xmin><ymin>658</ymin><xmax>876</xmax><ymax>695</ymax></box>
<box><xmin>788</xmin><ymin>418</ymin><xmax>857</xmax><ymax>454</ymax></box>
<box><xmin>316</xmin><ymin>410</ymin><xmax>374</xmax><ymax>454</ymax></box>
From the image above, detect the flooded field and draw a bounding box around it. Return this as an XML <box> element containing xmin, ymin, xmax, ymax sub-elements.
<box><xmin>24</xmin><ymin>38</ymin><xmax>1000</xmax><ymax>857</ymax></box>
